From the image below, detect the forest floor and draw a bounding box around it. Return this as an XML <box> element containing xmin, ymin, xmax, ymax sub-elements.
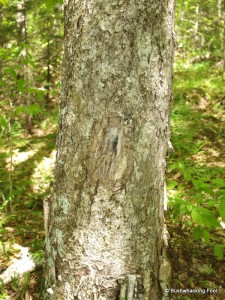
<box><xmin>0</xmin><ymin>61</ymin><xmax>225</xmax><ymax>299</ymax></box>
<box><xmin>167</xmin><ymin>61</ymin><xmax>225</xmax><ymax>299</ymax></box>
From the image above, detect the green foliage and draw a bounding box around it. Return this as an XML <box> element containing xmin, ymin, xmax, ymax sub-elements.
<box><xmin>0</xmin><ymin>0</ymin><xmax>63</xmax><ymax>139</ymax></box>
<box><xmin>191</xmin><ymin>206</ymin><xmax>220</xmax><ymax>228</ymax></box>
<box><xmin>0</xmin><ymin>290</ymin><xmax>8</xmax><ymax>300</ymax></box>
<box><xmin>11</xmin><ymin>276</ymin><xmax>20</xmax><ymax>292</ymax></box>
<box><xmin>0</xmin><ymin>2</ymin><xmax>60</xmax><ymax>292</ymax></box>
<box><xmin>0</xmin><ymin>116</ymin><xmax>8</xmax><ymax>132</ymax></box>
<box><xmin>218</xmin><ymin>197</ymin><xmax>225</xmax><ymax>221</ymax></box>
<box><xmin>44</xmin><ymin>0</ymin><xmax>63</xmax><ymax>9</ymax></box>
<box><xmin>0</xmin><ymin>0</ymin><xmax>9</xmax><ymax>5</ymax></box>
<box><xmin>176</xmin><ymin>0</ymin><xmax>225</xmax><ymax>60</ymax></box>
<box><xmin>213</xmin><ymin>244</ymin><xmax>225</xmax><ymax>260</ymax></box>
<box><xmin>15</xmin><ymin>104</ymin><xmax>42</xmax><ymax>116</ymax></box>
<box><xmin>0</xmin><ymin>0</ymin><xmax>224</xmax><ymax>296</ymax></box>
<box><xmin>167</xmin><ymin>60</ymin><xmax>225</xmax><ymax>259</ymax></box>
<box><xmin>32</xmin><ymin>249</ymin><xmax>44</xmax><ymax>263</ymax></box>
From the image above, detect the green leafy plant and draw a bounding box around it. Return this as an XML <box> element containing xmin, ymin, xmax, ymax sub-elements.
<box><xmin>168</xmin><ymin>60</ymin><xmax>225</xmax><ymax>260</ymax></box>
<box><xmin>21</xmin><ymin>272</ymin><xmax>30</xmax><ymax>299</ymax></box>
<box><xmin>0</xmin><ymin>0</ymin><xmax>9</xmax><ymax>5</ymax></box>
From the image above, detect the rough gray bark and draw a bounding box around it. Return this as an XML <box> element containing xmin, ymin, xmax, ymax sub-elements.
<box><xmin>44</xmin><ymin>0</ymin><xmax>175</xmax><ymax>299</ymax></box>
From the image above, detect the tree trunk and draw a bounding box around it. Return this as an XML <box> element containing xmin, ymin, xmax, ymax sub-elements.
<box><xmin>44</xmin><ymin>1</ymin><xmax>175</xmax><ymax>299</ymax></box>
<box><xmin>218</xmin><ymin>0</ymin><xmax>222</xmax><ymax>18</ymax></box>
<box><xmin>45</xmin><ymin>16</ymin><xmax>51</xmax><ymax>105</ymax></box>
<box><xmin>194</xmin><ymin>1</ymin><xmax>199</xmax><ymax>50</ymax></box>
<box><xmin>17</xmin><ymin>0</ymin><xmax>33</xmax><ymax>134</ymax></box>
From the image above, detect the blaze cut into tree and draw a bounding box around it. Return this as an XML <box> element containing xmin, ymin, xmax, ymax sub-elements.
<box><xmin>44</xmin><ymin>0</ymin><xmax>175</xmax><ymax>299</ymax></box>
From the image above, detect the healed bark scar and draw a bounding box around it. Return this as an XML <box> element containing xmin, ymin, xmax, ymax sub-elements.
<box><xmin>101</xmin><ymin>123</ymin><xmax>122</xmax><ymax>177</ymax></box>
<box><xmin>89</xmin><ymin>115</ymin><xmax>125</xmax><ymax>183</ymax></box>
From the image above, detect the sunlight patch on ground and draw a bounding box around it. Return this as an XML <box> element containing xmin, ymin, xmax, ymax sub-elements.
<box><xmin>5</xmin><ymin>149</ymin><xmax>38</xmax><ymax>171</ymax></box>
<box><xmin>192</xmin><ymin>147</ymin><xmax>225</xmax><ymax>168</ymax></box>
<box><xmin>32</xmin><ymin>126</ymin><xmax>57</xmax><ymax>137</ymax></box>
<box><xmin>0</xmin><ymin>244</ymin><xmax>35</xmax><ymax>284</ymax></box>
<box><xmin>220</xmin><ymin>221</ymin><xmax>225</xmax><ymax>229</ymax></box>
<box><xmin>31</xmin><ymin>150</ymin><xmax>56</xmax><ymax>193</ymax></box>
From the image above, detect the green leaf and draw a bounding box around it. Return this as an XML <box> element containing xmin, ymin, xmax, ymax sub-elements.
<box><xmin>0</xmin><ymin>0</ymin><xmax>9</xmax><ymax>5</ymax></box>
<box><xmin>213</xmin><ymin>244</ymin><xmax>224</xmax><ymax>260</ymax></box>
<box><xmin>15</xmin><ymin>104</ymin><xmax>42</xmax><ymax>116</ymax></box>
<box><xmin>37</xmin><ymin>90</ymin><xmax>45</xmax><ymax>100</ymax></box>
<box><xmin>24</xmin><ymin>200</ymin><xmax>35</xmax><ymax>209</ymax></box>
<box><xmin>192</xmin><ymin>206</ymin><xmax>220</xmax><ymax>228</ymax></box>
<box><xmin>184</xmin><ymin>169</ymin><xmax>192</xmax><ymax>181</ymax></box>
<box><xmin>178</xmin><ymin>161</ymin><xmax>185</xmax><ymax>170</ymax></box>
<box><xmin>167</xmin><ymin>180</ymin><xmax>178</xmax><ymax>190</ymax></box>
<box><xmin>202</xmin><ymin>215</ymin><xmax>220</xmax><ymax>228</ymax></box>
<box><xmin>17</xmin><ymin>78</ymin><xmax>26</xmax><ymax>92</ymax></box>
<box><xmin>200</xmin><ymin>216</ymin><xmax>212</xmax><ymax>228</ymax></box>
<box><xmin>186</xmin><ymin>203</ymin><xmax>192</xmax><ymax>212</ymax></box>
<box><xmin>193</xmin><ymin>227</ymin><xmax>210</xmax><ymax>244</ymax></box>
<box><xmin>202</xmin><ymin>229</ymin><xmax>210</xmax><ymax>243</ymax></box>
<box><xmin>192</xmin><ymin>179</ymin><xmax>211</xmax><ymax>192</ymax></box>
<box><xmin>218</xmin><ymin>198</ymin><xmax>225</xmax><ymax>221</ymax></box>
<box><xmin>192</xmin><ymin>179</ymin><xmax>202</xmax><ymax>189</ymax></box>
<box><xmin>191</xmin><ymin>207</ymin><xmax>203</xmax><ymax>225</ymax></box>
<box><xmin>207</xmin><ymin>200</ymin><xmax>217</xmax><ymax>208</ymax></box>
<box><xmin>178</xmin><ymin>185</ymin><xmax>185</xmax><ymax>191</ymax></box>
<box><xmin>184</xmin><ymin>220</ymin><xmax>192</xmax><ymax>227</ymax></box>
<box><xmin>190</xmin><ymin>206</ymin><xmax>219</xmax><ymax>228</ymax></box>
<box><xmin>27</xmin><ymin>87</ymin><xmax>37</xmax><ymax>94</ymax></box>
<box><xmin>44</xmin><ymin>0</ymin><xmax>52</xmax><ymax>9</ymax></box>
<box><xmin>199</xmin><ymin>183</ymin><xmax>211</xmax><ymax>191</ymax></box>
<box><xmin>196</xmin><ymin>206</ymin><xmax>211</xmax><ymax>215</ymax></box>
<box><xmin>0</xmin><ymin>116</ymin><xmax>8</xmax><ymax>130</ymax></box>
<box><xmin>212</xmin><ymin>178</ymin><xmax>224</xmax><ymax>187</ymax></box>
<box><xmin>193</xmin><ymin>227</ymin><xmax>203</xmax><ymax>240</ymax></box>
<box><xmin>51</xmin><ymin>89</ymin><xmax>58</xmax><ymax>97</ymax></box>
<box><xmin>168</xmin><ymin>163</ymin><xmax>178</xmax><ymax>172</ymax></box>
<box><xmin>179</xmin><ymin>204</ymin><xmax>189</xmax><ymax>216</ymax></box>
<box><xmin>3</xmin><ymin>67</ymin><xmax>17</xmax><ymax>79</ymax></box>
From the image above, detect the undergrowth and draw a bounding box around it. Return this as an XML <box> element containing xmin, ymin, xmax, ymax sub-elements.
<box><xmin>167</xmin><ymin>61</ymin><xmax>225</xmax><ymax>259</ymax></box>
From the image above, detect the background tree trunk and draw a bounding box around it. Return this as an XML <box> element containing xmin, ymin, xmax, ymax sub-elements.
<box><xmin>17</xmin><ymin>0</ymin><xmax>33</xmax><ymax>133</ymax></box>
<box><xmin>45</xmin><ymin>1</ymin><xmax>175</xmax><ymax>299</ymax></box>
<box><xmin>194</xmin><ymin>1</ymin><xmax>199</xmax><ymax>50</ymax></box>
